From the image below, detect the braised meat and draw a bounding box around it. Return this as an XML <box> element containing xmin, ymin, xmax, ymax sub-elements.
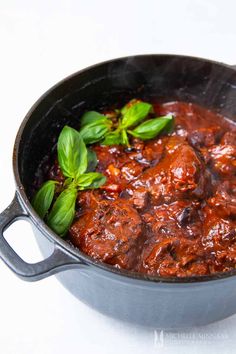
<box><xmin>70</xmin><ymin>198</ymin><xmax>142</xmax><ymax>269</ymax></box>
<box><xmin>37</xmin><ymin>101</ymin><xmax>236</xmax><ymax>277</ymax></box>
<box><xmin>68</xmin><ymin>102</ymin><xmax>236</xmax><ymax>276</ymax></box>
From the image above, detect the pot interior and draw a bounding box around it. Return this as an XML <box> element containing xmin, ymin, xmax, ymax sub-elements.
<box><xmin>16</xmin><ymin>55</ymin><xmax>236</xmax><ymax>197</ymax></box>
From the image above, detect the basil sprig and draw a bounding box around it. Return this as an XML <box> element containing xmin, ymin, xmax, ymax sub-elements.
<box><xmin>79</xmin><ymin>111</ymin><xmax>112</xmax><ymax>145</ymax></box>
<box><xmin>32</xmin><ymin>126</ymin><xmax>106</xmax><ymax>236</ymax></box>
<box><xmin>79</xmin><ymin>100</ymin><xmax>173</xmax><ymax>146</ymax></box>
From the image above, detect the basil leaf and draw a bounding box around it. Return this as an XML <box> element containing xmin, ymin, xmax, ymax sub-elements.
<box><xmin>129</xmin><ymin>115</ymin><xmax>173</xmax><ymax>140</ymax></box>
<box><xmin>76</xmin><ymin>172</ymin><xmax>106</xmax><ymax>190</ymax></box>
<box><xmin>121</xmin><ymin>129</ymin><xmax>129</xmax><ymax>146</ymax></box>
<box><xmin>32</xmin><ymin>180</ymin><xmax>56</xmax><ymax>219</ymax></box>
<box><xmin>87</xmin><ymin>149</ymin><xmax>98</xmax><ymax>172</ymax></box>
<box><xmin>121</xmin><ymin>102</ymin><xmax>152</xmax><ymax>128</ymax></box>
<box><xmin>57</xmin><ymin>125</ymin><xmax>87</xmax><ymax>179</ymax></box>
<box><xmin>80</xmin><ymin>121</ymin><xmax>110</xmax><ymax>144</ymax></box>
<box><xmin>47</xmin><ymin>186</ymin><xmax>77</xmax><ymax>236</ymax></box>
<box><xmin>80</xmin><ymin>111</ymin><xmax>107</xmax><ymax>127</ymax></box>
<box><xmin>120</xmin><ymin>99</ymin><xmax>139</xmax><ymax>116</ymax></box>
<box><xmin>102</xmin><ymin>131</ymin><xmax>121</xmax><ymax>145</ymax></box>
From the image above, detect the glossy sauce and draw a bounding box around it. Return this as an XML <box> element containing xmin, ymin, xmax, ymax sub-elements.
<box><xmin>51</xmin><ymin>102</ymin><xmax>236</xmax><ymax>277</ymax></box>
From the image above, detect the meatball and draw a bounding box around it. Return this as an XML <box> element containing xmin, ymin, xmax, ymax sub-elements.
<box><xmin>69</xmin><ymin>198</ymin><xmax>142</xmax><ymax>268</ymax></box>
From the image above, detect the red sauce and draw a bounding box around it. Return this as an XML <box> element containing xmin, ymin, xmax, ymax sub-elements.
<box><xmin>52</xmin><ymin>102</ymin><xmax>236</xmax><ymax>277</ymax></box>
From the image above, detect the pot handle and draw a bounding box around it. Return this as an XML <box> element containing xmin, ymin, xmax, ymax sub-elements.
<box><xmin>0</xmin><ymin>194</ymin><xmax>84</xmax><ymax>281</ymax></box>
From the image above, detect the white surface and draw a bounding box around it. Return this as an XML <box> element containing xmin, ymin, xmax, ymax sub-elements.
<box><xmin>0</xmin><ymin>1</ymin><xmax>236</xmax><ymax>353</ymax></box>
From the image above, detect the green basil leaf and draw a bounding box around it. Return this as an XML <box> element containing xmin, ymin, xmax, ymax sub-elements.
<box><xmin>87</xmin><ymin>149</ymin><xmax>98</xmax><ymax>172</ymax></box>
<box><xmin>32</xmin><ymin>180</ymin><xmax>56</xmax><ymax>219</ymax></box>
<box><xmin>128</xmin><ymin>115</ymin><xmax>173</xmax><ymax>140</ymax></box>
<box><xmin>80</xmin><ymin>121</ymin><xmax>110</xmax><ymax>144</ymax></box>
<box><xmin>120</xmin><ymin>99</ymin><xmax>139</xmax><ymax>116</ymax></box>
<box><xmin>76</xmin><ymin>172</ymin><xmax>106</xmax><ymax>190</ymax></box>
<box><xmin>102</xmin><ymin>131</ymin><xmax>121</xmax><ymax>145</ymax></box>
<box><xmin>80</xmin><ymin>111</ymin><xmax>108</xmax><ymax>127</ymax></box>
<box><xmin>121</xmin><ymin>102</ymin><xmax>152</xmax><ymax>128</ymax></box>
<box><xmin>57</xmin><ymin>125</ymin><xmax>87</xmax><ymax>179</ymax></box>
<box><xmin>47</xmin><ymin>186</ymin><xmax>77</xmax><ymax>236</ymax></box>
<box><xmin>121</xmin><ymin>129</ymin><xmax>129</xmax><ymax>146</ymax></box>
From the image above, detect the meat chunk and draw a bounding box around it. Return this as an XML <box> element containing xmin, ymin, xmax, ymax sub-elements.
<box><xmin>141</xmin><ymin>201</ymin><xmax>200</xmax><ymax>237</ymax></box>
<box><xmin>201</xmin><ymin>206</ymin><xmax>236</xmax><ymax>272</ymax></box>
<box><xmin>168</xmin><ymin>144</ymin><xmax>206</xmax><ymax>195</ymax></box>
<box><xmin>69</xmin><ymin>198</ymin><xmax>142</xmax><ymax>268</ymax></box>
<box><xmin>125</xmin><ymin>187</ymin><xmax>149</xmax><ymax>210</ymax></box>
<box><xmin>207</xmin><ymin>179</ymin><xmax>236</xmax><ymax>218</ymax></box>
<box><xmin>94</xmin><ymin>144</ymin><xmax>146</xmax><ymax>197</ymax></box>
<box><xmin>221</xmin><ymin>131</ymin><xmax>236</xmax><ymax>145</ymax></box>
<box><xmin>139</xmin><ymin>238</ymin><xmax>208</xmax><ymax>277</ymax></box>
<box><xmin>93</xmin><ymin>145</ymin><xmax>121</xmax><ymax>171</ymax></box>
<box><xmin>120</xmin><ymin>162</ymin><xmax>144</xmax><ymax>182</ymax></box>
<box><xmin>141</xmin><ymin>138</ymin><xmax>166</xmax><ymax>165</ymax></box>
<box><xmin>164</xmin><ymin>135</ymin><xmax>186</xmax><ymax>154</ymax></box>
<box><xmin>188</xmin><ymin>126</ymin><xmax>221</xmax><ymax>149</ymax></box>
<box><xmin>138</xmin><ymin>201</ymin><xmax>205</xmax><ymax>276</ymax></box>
<box><xmin>128</xmin><ymin>137</ymin><xmax>209</xmax><ymax>205</ymax></box>
<box><xmin>208</xmin><ymin>143</ymin><xmax>236</xmax><ymax>176</ymax></box>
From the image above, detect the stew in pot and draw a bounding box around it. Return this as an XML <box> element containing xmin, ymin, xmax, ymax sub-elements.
<box><xmin>32</xmin><ymin>100</ymin><xmax>236</xmax><ymax>277</ymax></box>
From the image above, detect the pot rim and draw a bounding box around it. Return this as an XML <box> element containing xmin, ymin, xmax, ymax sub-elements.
<box><xmin>13</xmin><ymin>53</ymin><xmax>236</xmax><ymax>284</ymax></box>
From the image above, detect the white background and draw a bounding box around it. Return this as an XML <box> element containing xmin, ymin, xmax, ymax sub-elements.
<box><xmin>0</xmin><ymin>1</ymin><xmax>236</xmax><ymax>353</ymax></box>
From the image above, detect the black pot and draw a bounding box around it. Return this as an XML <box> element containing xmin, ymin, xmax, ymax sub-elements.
<box><xmin>1</xmin><ymin>54</ymin><xmax>236</xmax><ymax>329</ymax></box>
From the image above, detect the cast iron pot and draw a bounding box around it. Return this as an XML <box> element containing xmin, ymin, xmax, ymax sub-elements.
<box><xmin>1</xmin><ymin>54</ymin><xmax>236</xmax><ymax>329</ymax></box>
